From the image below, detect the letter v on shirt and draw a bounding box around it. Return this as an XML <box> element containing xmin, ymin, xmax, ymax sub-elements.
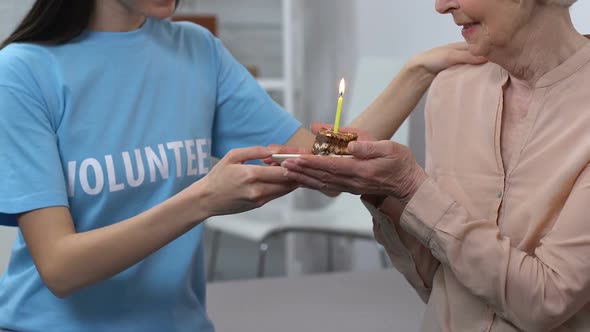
<box><xmin>67</xmin><ymin>138</ymin><xmax>211</xmax><ymax>197</ymax></box>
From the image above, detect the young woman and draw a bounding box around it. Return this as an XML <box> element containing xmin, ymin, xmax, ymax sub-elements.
<box><xmin>0</xmin><ymin>0</ymin><xmax>484</xmax><ymax>331</ymax></box>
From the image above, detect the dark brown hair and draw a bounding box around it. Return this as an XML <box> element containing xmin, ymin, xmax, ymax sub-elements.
<box><xmin>1</xmin><ymin>0</ymin><xmax>180</xmax><ymax>49</ymax></box>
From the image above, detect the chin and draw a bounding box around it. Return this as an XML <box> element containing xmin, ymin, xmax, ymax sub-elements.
<box><xmin>148</xmin><ymin>8</ymin><xmax>176</xmax><ymax>19</ymax></box>
<box><xmin>144</xmin><ymin>2</ymin><xmax>177</xmax><ymax>19</ymax></box>
<box><xmin>467</xmin><ymin>43</ymin><xmax>490</xmax><ymax>58</ymax></box>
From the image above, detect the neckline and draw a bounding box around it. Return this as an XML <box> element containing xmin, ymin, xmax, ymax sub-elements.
<box><xmin>75</xmin><ymin>17</ymin><xmax>154</xmax><ymax>45</ymax></box>
<box><xmin>498</xmin><ymin>41</ymin><xmax>590</xmax><ymax>89</ymax></box>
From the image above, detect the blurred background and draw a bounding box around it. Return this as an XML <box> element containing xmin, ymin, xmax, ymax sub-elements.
<box><xmin>2</xmin><ymin>0</ymin><xmax>590</xmax><ymax>283</ymax></box>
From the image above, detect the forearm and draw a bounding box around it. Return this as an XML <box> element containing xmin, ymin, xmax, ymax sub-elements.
<box><xmin>363</xmin><ymin>195</ymin><xmax>440</xmax><ymax>302</ymax></box>
<box><xmin>390</xmin><ymin>222</ymin><xmax>440</xmax><ymax>289</ymax></box>
<box><xmin>349</xmin><ymin>64</ymin><xmax>435</xmax><ymax>140</ymax></box>
<box><xmin>283</xmin><ymin>64</ymin><xmax>435</xmax><ymax>146</ymax></box>
<box><xmin>380</xmin><ymin>196</ymin><xmax>440</xmax><ymax>287</ymax></box>
<box><xmin>38</xmin><ymin>187</ymin><xmax>211</xmax><ymax>298</ymax></box>
<box><xmin>284</xmin><ymin>127</ymin><xmax>315</xmax><ymax>149</ymax></box>
<box><xmin>381</xmin><ymin>220</ymin><xmax>440</xmax><ymax>303</ymax></box>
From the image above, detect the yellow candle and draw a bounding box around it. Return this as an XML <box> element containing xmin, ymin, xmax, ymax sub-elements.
<box><xmin>333</xmin><ymin>78</ymin><xmax>346</xmax><ymax>134</ymax></box>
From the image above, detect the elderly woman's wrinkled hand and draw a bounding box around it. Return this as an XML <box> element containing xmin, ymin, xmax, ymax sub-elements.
<box><xmin>281</xmin><ymin>140</ymin><xmax>428</xmax><ymax>204</ymax></box>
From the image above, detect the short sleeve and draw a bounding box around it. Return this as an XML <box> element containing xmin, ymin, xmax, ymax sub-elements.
<box><xmin>210</xmin><ymin>37</ymin><xmax>301</xmax><ymax>158</ymax></box>
<box><xmin>0</xmin><ymin>84</ymin><xmax>69</xmax><ymax>227</ymax></box>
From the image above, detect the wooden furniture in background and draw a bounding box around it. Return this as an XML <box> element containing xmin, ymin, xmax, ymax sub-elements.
<box><xmin>170</xmin><ymin>14</ymin><xmax>258</xmax><ymax>77</ymax></box>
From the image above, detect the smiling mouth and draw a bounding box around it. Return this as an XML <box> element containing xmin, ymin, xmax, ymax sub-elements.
<box><xmin>462</xmin><ymin>22</ymin><xmax>480</xmax><ymax>29</ymax></box>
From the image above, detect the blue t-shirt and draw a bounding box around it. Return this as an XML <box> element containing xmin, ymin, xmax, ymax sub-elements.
<box><xmin>0</xmin><ymin>18</ymin><xmax>300</xmax><ymax>332</ymax></box>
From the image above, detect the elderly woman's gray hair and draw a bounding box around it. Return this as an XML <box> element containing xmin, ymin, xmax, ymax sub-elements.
<box><xmin>542</xmin><ymin>0</ymin><xmax>577</xmax><ymax>6</ymax></box>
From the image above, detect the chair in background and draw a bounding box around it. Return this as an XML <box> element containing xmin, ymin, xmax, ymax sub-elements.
<box><xmin>205</xmin><ymin>193</ymin><xmax>383</xmax><ymax>281</ymax></box>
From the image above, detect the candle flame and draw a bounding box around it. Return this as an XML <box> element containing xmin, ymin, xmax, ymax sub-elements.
<box><xmin>339</xmin><ymin>78</ymin><xmax>346</xmax><ymax>96</ymax></box>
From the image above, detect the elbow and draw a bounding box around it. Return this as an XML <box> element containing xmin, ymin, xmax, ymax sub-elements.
<box><xmin>516</xmin><ymin>316</ymin><xmax>564</xmax><ymax>332</ymax></box>
<box><xmin>504</xmin><ymin>268</ymin><xmax>583</xmax><ymax>331</ymax></box>
<box><xmin>38</xmin><ymin>265</ymin><xmax>78</xmax><ymax>299</ymax></box>
<box><xmin>50</xmin><ymin>289</ymin><xmax>72</xmax><ymax>300</ymax></box>
<box><xmin>50</xmin><ymin>287</ymin><xmax>74</xmax><ymax>300</ymax></box>
<box><xmin>509</xmin><ymin>303</ymin><xmax>574</xmax><ymax>332</ymax></box>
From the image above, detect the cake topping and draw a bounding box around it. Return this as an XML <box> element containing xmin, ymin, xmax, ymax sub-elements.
<box><xmin>312</xmin><ymin>128</ymin><xmax>358</xmax><ymax>156</ymax></box>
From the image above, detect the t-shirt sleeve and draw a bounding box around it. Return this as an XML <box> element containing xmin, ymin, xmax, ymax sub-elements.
<box><xmin>0</xmin><ymin>81</ymin><xmax>69</xmax><ymax>227</ymax></box>
<box><xmin>210</xmin><ymin>37</ymin><xmax>301</xmax><ymax>158</ymax></box>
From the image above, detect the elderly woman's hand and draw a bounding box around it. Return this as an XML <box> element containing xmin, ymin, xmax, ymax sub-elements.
<box><xmin>281</xmin><ymin>140</ymin><xmax>428</xmax><ymax>204</ymax></box>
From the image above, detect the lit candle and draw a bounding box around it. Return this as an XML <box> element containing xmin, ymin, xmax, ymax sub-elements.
<box><xmin>333</xmin><ymin>78</ymin><xmax>346</xmax><ymax>134</ymax></box>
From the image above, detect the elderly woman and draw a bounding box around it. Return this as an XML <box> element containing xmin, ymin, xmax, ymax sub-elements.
<box><xmin>282</xmin><ymin>0</ymin><xmax>590</xmax><ymax>331</ymax></box>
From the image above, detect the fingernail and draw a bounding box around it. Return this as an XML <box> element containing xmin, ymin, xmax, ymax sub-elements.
<box><xmin>283</xmin><ymin>170</ymin><xmax>289</xmax><ymax>177</ymax></box>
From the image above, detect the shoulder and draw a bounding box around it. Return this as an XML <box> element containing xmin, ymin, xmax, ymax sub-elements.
<box><xmin>0</xmin><ymin>43</ymin><xmax>56</xmax><ymax>69</ymax></box>
<box><xmin>151</xmin><ymin>18</ymin><xmax>218</xmax><ymax>49</ymax></box>
<box><xmin>425</xmin><ymin>62</ymin><xmax>504</xmax><ymax>121</ymax></box>
<box><xmin>149</xmin><ymin>18</ymin><xmax>226</xmax><ymax>70</ymax></box>
<box><xmin>431</xmin><ymin>62</ymin><xmax>503</xmax><ymax>92</ymax></box>
<box><xmin>0</xmin><ymin>43</ymin><xmax>58</xmax><ymax>90</ymax></box>
<box><xmin>0</xmin><ymin>43</ymin><xmax>63</xmax><ymax>122</ymax></box>
<box><xmin>427</xmin><ymin>62</ymin><xmax>503</xmax><ymax>110</ymax></box>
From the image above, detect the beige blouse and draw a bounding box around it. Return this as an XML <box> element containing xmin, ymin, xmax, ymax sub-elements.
<box><xmin>364</xmin><ymin>43</ymin><xmax>590</xmax><ymax>331</ymax></box>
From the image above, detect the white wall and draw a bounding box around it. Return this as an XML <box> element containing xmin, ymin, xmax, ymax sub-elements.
<box><xmin>572</xmin><ymin>1</ymin><xmax>590</xmax><ymax>34</ymax></box>
<box><xmin>356</xmin><ymin>1</ymin><xmax>590</xmax><ymax>58</ymax></box>
<box><xmin>0</xmin><ymin>0</ymin><xmax>33</xmax><ymax>40</ymax></box>
<box><xmin>355</xmin><ymin>1</ymin><xmax>460</xmax><ymax>59</ymax></box>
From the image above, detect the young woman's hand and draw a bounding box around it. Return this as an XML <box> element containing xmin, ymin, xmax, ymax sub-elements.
<box><xmin>262</xmin><ymin>144</ymin><xmax>309</xmax><ymax>166</ymax></box>
<box><xmin>197</xmin><ymin>146</ymin><xmax>299</xmax><ymax>217</ymax></box>
<box><xmin>405</xmin><ymin>42</ymin><xmax>487</xmax><ymax>77</ymax></box>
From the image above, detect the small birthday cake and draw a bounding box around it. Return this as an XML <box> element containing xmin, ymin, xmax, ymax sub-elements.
<box><xmin>312</xmin><ymin>128</ymin><xmax>358</xmax><ymax>156</ymax></box>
